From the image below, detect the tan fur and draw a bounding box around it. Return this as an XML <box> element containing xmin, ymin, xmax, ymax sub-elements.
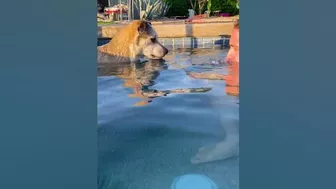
<box><xmin>97</xmin><ymin>20</ymin><xmax>168</xmax><ymax>64</ymax></box>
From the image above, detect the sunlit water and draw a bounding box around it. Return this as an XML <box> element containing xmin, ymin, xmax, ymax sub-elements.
<box><xmin>98</xmin><ymin>49</ymin><xmax>239</xmax><ymax>189</ymax></box>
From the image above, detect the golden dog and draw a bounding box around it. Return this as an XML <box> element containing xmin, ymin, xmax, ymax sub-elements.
<box><xmin>97</xmin><ymin>20</ymin><xmax>169</xmax><ymax>63</ymax></box>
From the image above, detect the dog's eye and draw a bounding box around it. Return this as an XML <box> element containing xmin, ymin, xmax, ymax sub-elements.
<box><xmin>150</xmin><ymin>38</ymin><xmax>156</xmax><ymax>43</ymax></box>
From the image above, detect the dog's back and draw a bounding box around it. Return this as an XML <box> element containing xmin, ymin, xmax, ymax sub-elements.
<box><xmin>97</xmin><ymin>20</ymin><xmax>168</xmax><ymax>64</ymax></box>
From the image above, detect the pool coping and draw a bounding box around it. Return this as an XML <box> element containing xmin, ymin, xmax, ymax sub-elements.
<box><xmin>98</xmin><ymin>21</ymin><xmax>235</xmax><ymax>39</ymax></box>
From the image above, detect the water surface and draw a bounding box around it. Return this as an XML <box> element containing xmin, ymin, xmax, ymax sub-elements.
<box><xmin>98</xmin><ymin>49</ymin><xmax>239</xmax><ymax>189</ymax></box>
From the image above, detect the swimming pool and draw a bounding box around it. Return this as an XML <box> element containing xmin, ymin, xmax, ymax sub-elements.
<box><xmin>97</xmin><ymin>48</ymin><xmax>239</xmax><ymax>189</ymax></box>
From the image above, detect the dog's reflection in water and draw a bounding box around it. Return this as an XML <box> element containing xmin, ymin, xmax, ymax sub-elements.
<box><xmin>98</xmin><ymin>60</ymin><xmax>212</xmax><ymax>106</ymax></box>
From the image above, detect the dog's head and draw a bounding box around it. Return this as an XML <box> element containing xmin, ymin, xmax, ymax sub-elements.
<box><xmin>132</xmin><ymin>20</ymin><xmax>169</xmax><ymax>60</ymax></box>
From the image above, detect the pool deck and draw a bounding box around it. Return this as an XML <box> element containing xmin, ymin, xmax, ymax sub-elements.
<box><xmin>98</xmin><ymin>20</ymin><xmax>235</xmax><ymax>39</ymax></box>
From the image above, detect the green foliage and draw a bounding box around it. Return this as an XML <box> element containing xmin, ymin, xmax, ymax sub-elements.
<box><xmin>164</xmin><ymin>0</ymin><xmax>239</xmax><ymax>17</ymax></box>
<box><xmin>134</xmin><ymin>0</ymin><xmax>172</xmax><ymax>20</ymax></box>
<box><xmin>207</xmin><ymin>0</ymin><xmax>212</xmax><ymax>12</ymax></box>
<box><xmin>163</xmin><ymin>0</ymin><xmax>190</xmax><ymax>17</ymax></box>
<box><xmin>210</xmin><ymin>0</ymin><xmax>239</xmax><ymax>15</ymax></box>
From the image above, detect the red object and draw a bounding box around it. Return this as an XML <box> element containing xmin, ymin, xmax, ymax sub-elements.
<box><xmin>219</xmin><ymin>13</ymin><xmax>230</xmax><ymax>17</ymax></box>
<box><xmin>104</xmin><ymin>9</ymin><xmax>127</xmax><ymax>14</ymax></box>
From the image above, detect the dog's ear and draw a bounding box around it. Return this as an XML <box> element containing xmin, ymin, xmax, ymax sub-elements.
<box><xmin>138</xmin><ymin>21</ymin><xmax>147</xmax><ymax>35</ymax></box>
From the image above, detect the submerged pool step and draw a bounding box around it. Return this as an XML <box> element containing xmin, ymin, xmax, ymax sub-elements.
<box><xmin>97</xmin><ymin>37</ymin><xmax>230</xmax><ymax>49</ymax></box>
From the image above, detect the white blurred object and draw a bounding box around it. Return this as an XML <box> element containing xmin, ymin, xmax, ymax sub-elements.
<box><xmin>188</xmin><ymin>9</ymin><xmax>195</xmax><ymax>19</ymax></box>
<box><xmin>171</xmin><ymin>174</ymin><xmax>218</xmax><ymax>189</ymax></box>
<box><xmin>105</xmin><ymin>4</ymin><xmax>128</xmax><ymax>11</ymax></box>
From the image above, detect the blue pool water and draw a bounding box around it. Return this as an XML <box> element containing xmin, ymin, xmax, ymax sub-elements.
<box><xmin>98</xmin><ymin>48</ymin><xmax>239</xmax><ymax>189</ymax></box>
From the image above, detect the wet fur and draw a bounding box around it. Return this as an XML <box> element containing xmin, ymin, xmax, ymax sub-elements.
<box><xmin>97</xmin><ymin>20</ymin><xmax>167</xmax><ymax>64</ymax></box>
